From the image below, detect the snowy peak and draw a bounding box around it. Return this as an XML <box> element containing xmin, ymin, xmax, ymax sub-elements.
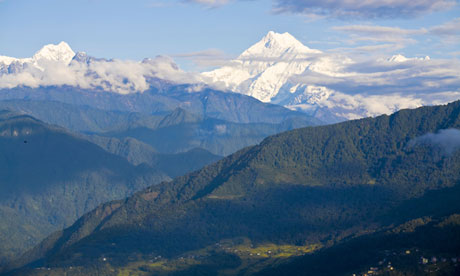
<box><xmin>239</xmin><ymin>31</ymin><xmax>321</xmax><ymax>59</ymax></box>
<box><xmin>0</xmin><ymin>42</ymin><xmax>76</xmax><ymax>67</ymax></box>
<box><xmin>387</xmin><ymin>54</ymin><xmax>430</xmax><ymax>63</ymax></box>
<box><xmin>203</xmin><ymin>31</ymin><xmax>323</xmax><ymax>103</ymax></box>
<box><xmin>32</xmin><ymin>41</ymin><xmax>75</xmax><ymax>64</ymax></box>
<box><xmin>0</xmin><ymin>55</ymin><xmax>19</xmax><ymax>66</ymax></box>
<box><xmin>142</xmin><ymin>55</ymin><xmax>180</xmax><ymax>71</ymax></box>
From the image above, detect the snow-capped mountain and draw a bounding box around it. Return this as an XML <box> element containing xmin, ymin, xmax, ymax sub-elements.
<box><xmin>202</xmin><ymin>31</ymin><xmax>361</xmax><ymax>121</ymax></box>
<box><xmin>386</xmin><ymin>54</ymin><xmax>430</xmax><ymax>63</ymax></box>
<box><xmin>203</xmin><ymin>31</ymin><xmax>324</xmax><ymax>103</ymax></box>
<box><xmin>32</xmin><ymin>41</ymin><xmax>75</xmax><ymax>64</ymax></box>
<box><xmin>202</xmin><ymin>31</ymin><xmax>359</xmax><ymax>121</ymax></box>
<box><xmin>0</xmin><ymin>42</ymin><xmax>199</xmax><ymax>94</ymax></box>
<box><xmin>203</xmin><ymin>31</ymin><xmax>459</xmax><ymax>122</ymax></box>
<box><xmin>0</xmin><ymin>35</ymin><xmax>458</xmax><ymax>124</ymax></box>
<box><xmin>0</xmin><ymin>41</ymin><xmax>75</xmax><ymax>72</ymax></box>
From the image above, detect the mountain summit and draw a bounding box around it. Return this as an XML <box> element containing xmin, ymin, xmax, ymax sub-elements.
<box><xmin>202</xmin><ymin>31</ymin><xmax>454</xmax><ymax>123</ymax></box>
<box><xmin>203</xmin><ymin>31</ymin><xmax>322</xmax><ymax>103</ymax></box>
<box><xmin>239</xmin><ymin>31</ymin><xmax>321</xmax><ymax>59</ymax></box>
<box><xmin>0</xmin><ymin>41</ymin><xmax>75</xmax><ymax>67</ymax></box>
<box><xmin>32</xmin><ymin>41</ymin><xmax>75</xmax><ymax>64</ymax></box>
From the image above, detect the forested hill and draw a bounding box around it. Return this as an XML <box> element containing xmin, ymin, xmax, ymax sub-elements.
<box><xmin>0</xmin><ymin>112</ymin><xmax>169</xmax><ymax>266</ymax></box>
<box><xmin>10</xmin><ymin>100</ymin><xmax>460</xmax><ymax>275</ymax></box>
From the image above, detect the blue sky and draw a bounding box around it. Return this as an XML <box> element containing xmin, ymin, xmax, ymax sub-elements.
<box><xmin>1</xmin><ymin>0</ymin><xmax>459</xmax><ymax>70</ymax></box>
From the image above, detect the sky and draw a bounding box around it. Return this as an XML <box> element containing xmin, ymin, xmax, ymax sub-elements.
<box><xmin>1</xmin><ymin>0</ymin><xmax>459</xmax><ymax>71</ymax></box>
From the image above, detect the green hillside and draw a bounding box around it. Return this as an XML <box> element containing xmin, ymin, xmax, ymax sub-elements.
<box><xmin>88</xmin><ymin>134</ymin><xmax>222</xmax><ymax>178</ymax></box>
<box><xmin>258</xmin><ymin>212</ymin><xmax>460</xmax><ymax>276</ymax></box>
<box><xmin>0</xmin><ymin>112</ymin><xmax>169</xmax><ymax>265</ymax></box>
<box><xmin>7</xmin><ymin>101</ymin><xmax>460</xmax><ymax>275</ymax></box>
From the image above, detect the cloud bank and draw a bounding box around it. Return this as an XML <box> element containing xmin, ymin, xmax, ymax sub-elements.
<box><xmin>281</xmin><ymin>53</ymin><xmax>460</xmax><ymax>120</ymax></box>
<box><xmin>0</xmin><ymin>54</ymin><xmax>202</xmax><ymax>94</ymax></box>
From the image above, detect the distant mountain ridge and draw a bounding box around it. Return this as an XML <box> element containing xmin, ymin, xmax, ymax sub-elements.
<box><xmin>8</xmin><ymin>100</ymin><xmax>460</xmax><ymax>275</ymax></box>
<box><xmin>0</xmin><ymin>86</ymin><xmax>317</xmax><ymax>125</ymax></box>
<box><xmin>0</xmin><ymin>87</ymin><xmax>319</xmax><ymax>156</ymax></box>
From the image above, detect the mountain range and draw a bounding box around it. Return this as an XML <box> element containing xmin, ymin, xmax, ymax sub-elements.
<box><xmin>1</xmin><ymin>32</ymin><xmax>458</xmax><ymax>124</ymax></box>
<box><xmin>0</xmin><ymin>87</ymin><xmax>318</xmax><ymax>156</ymax></box>
<box><xmin>0</xmin><ymin>50</ymin><xmax>321</xmax><ymax>265</ymax></box>
<box><xmin>5</xmin><ymin>100</ymin><xmax>459</xmax><ymax>275</ymax></box>
<box><xmin>0</xmin><ymin>88</ymin><xmax>320</xmax><ymax>262</ymax></box>
<box><xmin>0</xmin><ymin>31</ymin><xmax>459</xmax><ymax>275</ymax></box>
<box><xmin>203</xmin><ymin>31</ymin><xmax>457</xmax><ymax>122</ymax></box>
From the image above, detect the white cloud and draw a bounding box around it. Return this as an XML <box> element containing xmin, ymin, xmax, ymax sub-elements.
<box><xmin>410</xmin><ymin>128</ymin><xmax>460</xmax><ymax>155</ymax></box>
<box><xmin>283</xmin><ymin>55</ymin><xmax>460</xmax><ymax>120</ymax></box>
<box><xmin>294</xmin><ymin>56</ymin><xmax>460</xmax><ymax>93</ymax></box>
<box><xmin>0</xmin><ymin>55</ymin><xmax>203</xmax><ymax>94</ymax></box>
<box><xmin>286</xmin><ymin>85</ymin><xmax>427</xmax><ymax>120</ymax></box>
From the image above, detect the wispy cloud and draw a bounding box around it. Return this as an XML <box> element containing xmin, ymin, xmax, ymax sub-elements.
<box><xmin>330</xmin><ymin>18</ymin><xmax>460</xmax><ymax>55</ymax></box>
<box><xmin>185</xmin><ymin>0</ymin><xmax>233</xmax><ymax>8</ymax></box>
<box><xmin>430</xmin><ymin>17</ymin><xmax>460</xmax><ymax>36</ymax></box>
<box><xmin>333</xmin><ymin>25</ymin><xmax>426</xmax><ymax>45</ymax></box>
<box><xmin>173</xmin><ymin>49</ymin><xmax>235</xmax><ymax>68</ymax></box>
<box><xmin>410</xmin><ymin>128</ymin><xmax>460</xmax><ymax>155</ymax></box>
<box><xmin>272</xmin><ymin>0</ymin><xmax>457</xmax><ymax>19</ymax></box>
<box><xmin>429</xmin><ymin>17</ymin><xmax>460</xmax><ymax>45</ymax></box>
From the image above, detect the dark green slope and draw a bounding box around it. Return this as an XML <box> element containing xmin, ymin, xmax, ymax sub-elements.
<box><xmin>88</xmin><ymin>135</ymin><xmax>222</xmax><ymax>178</ymax></box>
<box><xmin>0</xmin><ymin>86</ymin><xmax>320</xmax><ymax>125</ymax></box>
<box><xmin>11</xmin><ymin>101</ymin><xmax>460</xmax><ymax>274</ymax></box>
<box><xmin>257</xmin><ymin>212</ymin><xmax>460</xmax><ymax>276</ymax></box>
<box><xmin>105</xmin><ymin>117</ymin><xmax>294</xmax><ymax>156</ymax></box>
<box><xmin>0</xmin><ymin>99</ymin><xmax>317</xmax><ymax>156</ymax></box>
<box><xmin>0</xmin><ymin>99</ymin><xmax>164</xmax><ymax>133</ymax></box>
<box><xmin>149</xmin><ymin>148</ymin><xmax>222</xmax><ymax>178</ymax></box>
<box><xmin>86</xmin><ymin>136</ymin><xmax>160</xmax><ymax>166</ymax></box>
<box><xmin>100</xmin><ymin>107</ymin><xmax>315</xmax><ymax>156</ymax></box>
<box><xmin>0</xmin><ymin>112</ymin><xmax>169</xmax><ymax>265</ymax></box>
